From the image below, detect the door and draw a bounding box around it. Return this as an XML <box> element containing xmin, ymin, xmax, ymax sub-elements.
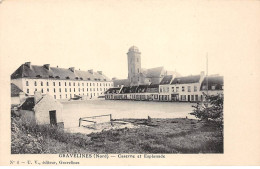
<box><xmin>188</xmin><ymin>95</ymin><xmax>190</xmax><ymax>102</ymax></box>
<box><xmin>49</xmin><ymin>110</ymin><xmax>57</xmax><ymax>125</ymax></box>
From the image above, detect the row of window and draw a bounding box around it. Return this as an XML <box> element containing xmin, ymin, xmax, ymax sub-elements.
<box><xmin>53</xmin><ymin>93</ymin><xmax>99</xmax><ymax>99</ymax></box>
<box><xmin>27</xmin><ymin>87</ymin><xmax>109</xmax><ymax>94</ymax></box>
<box><xmin>172</xmin><ymin>86</ymin><xmax>198</xmax><ymax>92</ymax></box>
<box><xmin>26</xmin><ymin>81</ymin><xmax>112</xmax><ymax>87</ymax></box>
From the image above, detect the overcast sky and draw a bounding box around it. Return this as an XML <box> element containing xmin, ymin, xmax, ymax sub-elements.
<box><xmin>1</xmin><ymin>0</ymin><xmax>260</xmax><ymax>79</ymax></box>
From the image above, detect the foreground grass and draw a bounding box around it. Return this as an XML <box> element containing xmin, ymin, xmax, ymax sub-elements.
<box><xmin>11</xmin><ymin>117</ymin><xmax>223</xmax><ymax>154</ymax></box>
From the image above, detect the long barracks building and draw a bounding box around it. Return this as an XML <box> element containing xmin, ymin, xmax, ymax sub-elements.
<box><xmin>11</xmin><ymin>62</ymin><xmax>113</xmax><ymax>100</ymax></box>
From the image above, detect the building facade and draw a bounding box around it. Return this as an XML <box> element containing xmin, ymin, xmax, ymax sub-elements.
<box><xmin>11</xmin><ymin>62</ymin><xmax>113</xmax><ymax>100</ymax></box>
<box><xmin>170</xmin><ymin>72</ymin><xmax>205</xmax><ymax>102</ymax></box>
<box><xmin>105</xmin><ymin>72</ymin><xmax>223</xmax><ymax>102</ymax></box>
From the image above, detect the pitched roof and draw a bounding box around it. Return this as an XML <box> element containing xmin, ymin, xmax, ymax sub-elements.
<box><xmin>20</xmin><ymin>97</ymin><xmax>35</xmax><ymax>111</ymax></box>
<box><xmin>113</xmin><ymin>79</ymin><xmax>130</xmax><ymax>87</ymax></box>
<box><xmin>200</xmin><ymin>76</ymin><xmax>223</xmax><ymax>90</ymax></box>
<box><xmin>142</xmin><ymin>66</ymin><xmax>164</xmax><ymax>78</ymax></box>
<box><xmin>160</xmin><ymin>75</ymin><xmax>173</xmax><ymax>85</ymax></box>
<box><xmin>11</xmin><ymin>83</ymin><xmax>23</xmax><ymax>97</ymax></box>
<box><xmin>11</xmin><ymin>63</ymin><xmax>111</xmax><ymax>81</ymax></box>
<box><xmin>171</xmin><ymin>75</ymin><xmax>201</xmax><ymax>84</ymax></box>
<box><xmin>104</xmin><ymin>87</ymin><xmax>121</xmax><ymax>94</ymax></box>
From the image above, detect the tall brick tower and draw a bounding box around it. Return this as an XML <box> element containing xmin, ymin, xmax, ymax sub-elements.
<box><xmin>127</xmin><ymin>46</ymin><xmax>141</xmax><ymax>85</ymax></box>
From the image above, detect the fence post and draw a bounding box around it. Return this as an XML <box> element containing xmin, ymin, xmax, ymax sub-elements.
<box><xmin>94</xmin><ymin>122</ymin><xmax>96</xmax><ymax>130</ymax></box>
<box><xmin>79</xmin><ymin>118</ymin><xmax>81</xmax><ymax>127</ymax></box>
<box><xmin>110</xmin><ymin>114</ymin><xmax>113</xmax><ymax>126</ymax></box>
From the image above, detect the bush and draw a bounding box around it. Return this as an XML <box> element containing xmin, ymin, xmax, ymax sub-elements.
<box><xmin>190</xmin><ymin>93</ymin><xmax>223</xmax><ymax>125</ymax></box>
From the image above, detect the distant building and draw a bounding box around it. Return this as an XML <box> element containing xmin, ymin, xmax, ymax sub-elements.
<box><xmin>11</xmin><ymin>62</ymin><xmax>113</xmax><ymax>100</ymax></box>
<box><xmin>200</xmin><ymin>75</ymin><xmax>224</xmax><ymax>95</ymax></box>
<box><xmin>170</xmin><ymin>71</ymin><xmax>205</xmax><ymax>102</ymax></box>
<box><xmin>113</xmin><ymin>46</ymin><xmax>180</xmax><ymax>87</ymax></box>
<box><xmin>18</xmin><ymin>92</ymin><xmax>64</xmax><ymax>126</ymax></box>
<box><xmin>159</xmin><ymin>75</ymin><xmax>175</xmax><ymax>101</ymax></box>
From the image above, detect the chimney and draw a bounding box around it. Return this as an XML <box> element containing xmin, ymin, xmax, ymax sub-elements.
<box><xmin>34</xmin><ymin>91</ymin><xmax>42</xmax><ymax>104</ymax></box>
<box><xmin>112</xmin><ymin>77</ymin><xmax>117</xmax><ymax>81</ymax></box>
<box><xmin>43</xmin><ymin>64</ymin><xmax>50</xmax><ymax>70</ymax></box>
<box><xmin>25</xmin><ymin>62</ymin><xmax>31</xmax><ymax>68</ymax></box>
<box><xmin>19</xmin><ymin>92</ymin><xmax>26</xmax><ymax>104</ymax></box>
<box><xmin>69</xmin><ymin>67</ymin><xmax>75</xmax><ymax>72</ymax></box>
<box><xmin>97</xmin><ymin>71</ymin><xmax>102</xmax><ymax>75</ymax></box>
<box><xmin>88</xmin><ymin>69</ymin><xmax>93</xmax><ymax>74</ymax></box>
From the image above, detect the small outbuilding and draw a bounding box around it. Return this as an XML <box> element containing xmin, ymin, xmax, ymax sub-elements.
<box><xmin>18</xmin><ymin>91</ymin><xmax>64</xmax><ymax>127</ymax></box>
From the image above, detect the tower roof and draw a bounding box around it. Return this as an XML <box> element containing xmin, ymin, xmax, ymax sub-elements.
<box><xmin>128</xmin><ymin>46</ymin><xmax>140</xmax><ymax>52</ymax></box>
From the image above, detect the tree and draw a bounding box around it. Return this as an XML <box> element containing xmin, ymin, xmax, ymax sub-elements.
<box><xmin>190</xmin><ymin>93</ymin><xmax>223</xmax><ymax>125</ymax></box>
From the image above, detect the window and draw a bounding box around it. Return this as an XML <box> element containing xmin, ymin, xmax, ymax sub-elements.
<box><xmin>60</xmin><ymin>95</ymin><xmax>62</xmax><ymax>99</ymax></box>
<box><xmin>54</xmin><ymin>95</ymin><xmax>56</xmax><ymax>99</ymax></box>
<box><xmin>138</xmin><ymin>68</ymin><xmax>139</xmax><ymax>73</ymax></box>
<box><xmin>59</xmin><ymin>88</ymin><xmax>61</xmax><ymax>92</ymax></box>
<box><xmin>27</xmin><ymin>89</ymin><xmax>29</xmax><ymax>93</ymax></box>
<box><xmin>41</xmin><ymin>81</ymin><xmax>43</xmax><ymax>86</ymax></box>
<box><xmin>83</xmin><ymin>88</ymin><xmax>84</xmax><ymax>92</ymax></box>
<box><xmin>53</xmin><ymin>82</ymin><xmax>55</xmax><ymax>86</ymax></box>
<box><xmin>181</xmin><ymin>95</ymin><xmax>186</xmax><ymax>101</ymax></box>
<box><xmin>69</xmin><ymin>82</ymin><xmax>71</xmax><ymax>86</ymax></box>
<box><xmin>74</xmin><ymin>88</ymin><xmax>75</xmax><ymax>92</ymax></box>
<box><xmin>176</xmin><ymin>87</ymin><xmax>179</xmax><ymax>92</ymax></box>
<box><xmin>194</xmin><ymin>86</ymin><xmax>197</xmax><ymax>92</ymax></box>
<box><xmin>65</xmin><ymin>82</ymin><xmax>67</xmax><ymax>86</ymax></box>
<box><xmin>66</xmin><ymin>94</ymin><xmax>67</xmax><ymax>98</ymax></box>
<box><xmin>90</xmin><ymin>83</ymin><xmax>91</xmax><ymax>86</ymax></box>
<box><xmin>73</xmin><ymin>82</ymin><xmax>75</xmax><ymax>86</ymax></box>
<box><xmin>87</xmin><ymin>83</ymin><xmax>88</xmax><ymax>86</ymax></box>
<box><xmin>97</xmin><ymin>88</ymin><xmax>98</xmax><ymax>91</ymax></box>
<box><xmin>35</xmin><ymin>88</ymin><xmax>37</xmax><ymax>91</ymax></box>
<box><xmin>65</xmin><ymin>88</ymin><xmax>67</xmax><ymax>92</ymax></box>
<box><xmin>191</xmin><ymin>95</ymin><xmax>194</xmax><ymax>101</ymax></box>
<box><xmin>172</xmin><ymin>87</ymin><xmax>174</xmax><ymax>92</ymax></box>
<box><xmin>59</xmin><ymin>82</ymin><xmax>61</xmax><ymax>86</ymax></box>
<box><xmin>137</xmin><ymin>58</ymin><xmax>139</xmax><ymax>62</ymax></box>
<box><xmin>70</xmin><ymin>88</ymin><xmax>71</xmax><ymax>92</ymax></box>
<box><xmin>26</xmin><ymin>81</ymin><xmax>29</xmax><ymax>86</ymax></box>
<box><xmin>212</xmin><ymin>86</ymin><xmax>216</xmax><ymax>90</ymax></box>
<box><xmin>188</xmin><ymin>86</ymin><xmax>191</xmax><ymax>92</ymax></box>
<box><xmin>41</xmin><ymin>89</ymin><xmax>44</xmax><ymax>93</ymax></box>
<box><xmin>54</xmin><ymin>88</ymin><xmax>56</xmax><ymax>93</ymax></box>
<box><xmin>79</xmin><ymin>88</ymin><xmax>80</xmax><ymax>92</ymax></box>
<box><xmin>93</xmin><ymin>83</ymin><xmax>95</xmax><ymax>86</ymax></box>
<box><xmin>78</xmin><ymin>82</ymin><xmax>80</xmax><ymax>86</ymax></box>
<box><xmin>47</xmin><ymin>82</ymin><xmax>49</xmax><ymax>86</ymax></box>
<box><xmin>34</xmin><ymin>81</ymin><xmax>37</xmax><ymax>86</ymax></box>
<box><xmin>82</xmin><ymin>83</ymin><xmax>84</xmax><ymax>86</ymax></box>
<box><xmin>47</xmin><ymin>88</ymin><xmax>49</xmax><ymax>92</ymax></box>
<box><xmin>182</xmin><ymin>86</ymin><xmax>185</xmax><ymax>92</ymax></box>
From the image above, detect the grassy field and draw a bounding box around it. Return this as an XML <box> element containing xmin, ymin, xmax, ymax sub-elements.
<box><xmin>11</xmin><ymin>117</ymin><xmax>223</xmax><ymax>154</ymax></box>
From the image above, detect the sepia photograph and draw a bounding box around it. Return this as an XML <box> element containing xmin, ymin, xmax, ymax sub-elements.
<box><xmin>1</xmin><ymin>0</ymin><xmax>260</xmax><ymax>166</ymax></box>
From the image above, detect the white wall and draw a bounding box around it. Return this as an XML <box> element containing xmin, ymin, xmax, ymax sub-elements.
<box><xmin>11</xmin><ymin>78</ymin><xmax>113</xmax><ymax>100</ymax></box>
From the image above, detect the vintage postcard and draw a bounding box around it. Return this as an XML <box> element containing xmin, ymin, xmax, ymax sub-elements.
<box><xmin>0</xmin><ymin>0</ymin><xmax>260</xmax><ymax>166</ymax></box>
